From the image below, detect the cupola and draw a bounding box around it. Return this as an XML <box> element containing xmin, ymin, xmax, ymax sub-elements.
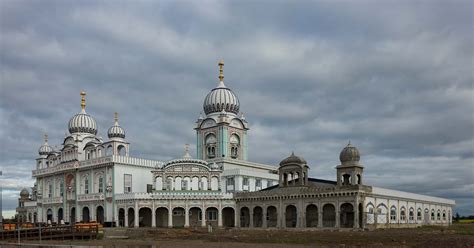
<box><xmin>68</xmin><ymin>91</ymin><xmax>98</xmax><ymax>135</ymax></box>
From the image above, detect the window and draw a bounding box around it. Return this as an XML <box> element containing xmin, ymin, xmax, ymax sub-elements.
<box><xmin>197</xmin><ymin>210</ymin><xmax>203</xmax><ymax>221</ymax></box>
<box><xmin>227</xmin><ymin>177</ymin><xmax>234</xmax><ymax>186</ymax></box>
<box><xmin>231</xmin><ymin>146</ymin><xmax>238</xmax><ymax>158</ymax></box>
<box><xmin>124</xmin><ymin>174</ymin><xmax>132</xmax><ymax>193</ymax></box>
<box><xmin>400</xmin><ymin>208</ymin><xmax>406</xmax><ymax>221</ymax></box>
<box><xmin>390</xmin><ymin>207</ymin><xmax>397</xmax><ymax>221</ymax></box>
<box><xmin>98</xmin><ymin>177</ymin><xmax>104</xmax><ymax>193</ymax></box>
<box><xmin>256</xmin><ymin>179</ymin><xmax>262</xmax><ymax>188</ymax></box>
<box><xmin>173</xmin><ymin>209</ymin><xmax>184</xmax><ymax>216</ymax></box>
<box><xmin>48</xmin><ymin>183</ymin><xmax>52</xmax><ymax>198</ymax></box>
<box><xmin>443</xmin><ymin>211</ymin><xmax>446</xmax><ymax>221</ymax></box>
<box><xmin>243</xmin><ymin>178</ymin><xmax>249</xmax><ymax>186</ymax></box>
<box><xmin>431</xmin><ymin>210</ymin><xmax>435</xmax><ymax>221</ymax></box>
<box><xmin>437</xmin><ymin>211</ymin><xmax>441</xmax><ymax>221</ymax></box>
<box><xmin>166</xmin><ymin>178</ymin><xmax>173</xmax><ymax>190</ymax></box>
<box><xmin>409</xmin><ymin>208</ymin><xmax>414</xmax><ymax>221</ymax></box>
<box><xmin>207</xmin><ymin>210</ymin><xmax>217</xmax><ymax>221</ymax></box>
<box><xmin>59</xmin><ymin>181</ymin><xmax>64</xmax><ymax>197</ymax></box>
<box><xmin>368</xmin><ymin>207</ymin><xmax>374</xmax><ymax>214</ymax></box>
<box><xmin>84</xmin><ymin>177</ymin><xmax>89</xmax><ymax>194</ymax></box>
<box><xmin>182</xmin><ymin>180</ymin><xmax>188</xmax><ymax>190</ymax></box>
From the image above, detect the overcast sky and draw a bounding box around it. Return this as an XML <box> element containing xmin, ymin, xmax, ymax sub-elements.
<box><xmin>0</xmin><ymin>0</ymin><xmax>473</xmax><ymax>217</ymax></box>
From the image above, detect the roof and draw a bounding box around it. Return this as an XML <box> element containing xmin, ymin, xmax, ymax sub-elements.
<box><xmin>260</xmin><ymin>177</ymin><xmax>337</xmax><ymax>191</ymax></box>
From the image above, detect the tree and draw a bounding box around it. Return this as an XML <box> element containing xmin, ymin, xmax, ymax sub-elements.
<box><xmin>455</xmin><ymin>212</ymin><xmax>460</xmax><ymax>222</ymax></box>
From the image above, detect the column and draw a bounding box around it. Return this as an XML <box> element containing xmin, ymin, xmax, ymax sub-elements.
<box><xmin>168</xmin><ymin>207</ymin><xmax>173</xmax><ymax>228</ymax></box>
<box><xmin>235</xmin><ymin>207</ymin><xmax>240</xmax><ymax>228</ymax></box>
<box><xmin>134</xmin><ymin>204</ymin><xmax>139</xmax><ymax>228</ymax></box>
<box><xmin>335</xmin><ymin>210</ymin><xmax>340</xmax><ymax>228</ymax></box>
<box><xmin>152</xmin><ymin>208</ymin><xmax>156</xmax><ymax>228</ymax></box>
<box><xmin>217</xmin><ymin>205</ymin><xmax>223</xmax><ymax>227</ymax></box>
<box><xmin>262</xmin><ymin>207</ymin><xmax>267</xmax><ymax>228</ymax></box>
<box><xmin>249</xmin><ymin>207</ymin><xmax>254</xmax><ymax>228</ymax></box>
<box><xmin>354</xmin><ymin>198</ymin><xmax>360</xmax><ymax>229</ymax></box>
<box><xmin>125</xmin><ymin>210</ymin><xmax>129</xmax><ymax>227</ymax></box>
<box><xmin>317</xmin><ymin>204</ymin><xmax>323</xmax><ymax>228</ymax></box>
<box><xmin>184</xmin><ymin>207</ymin><xmax>190</xmax><ymax>227</ymax></box>
<box><xmin>201</xmin><ymin>208</ymin><xmax>206</xmax><ymax>227</ymax></box>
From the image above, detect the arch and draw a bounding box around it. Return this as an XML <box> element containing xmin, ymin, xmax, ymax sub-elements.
<box><xmin>267</xmin><ymin>206</ymin><xmax>278</xmax><ymax>227</ymax></box>
<box><xmin>417</xmin><ymin>208</ymin><xmax>422</xmax><ymax>222</ymax></box>
<box><xmin>443</xmin><ymin>210</ymin><xmax>446</xmax><ymax>221</ymax></box>
<box><xmin>82</xmin><ymin>206</ymin><xmax>90</xmax><ymax>222</ymax></box>
<box><xmin>57</xmin><ymin>208</ymin><xmax>63</xmax><ymax>223</ymax></box>
<box><xmin>155</xmin><ymin>207</ymin><xmax>168</xmax><ymax>227</ymax></box>
<box><xmin>322</xmin><ymin>203</ymin><xmax>336</xmax><ymax>227</ymax></box>
<box><xmin>182</xmin><ymin>177</ymin><xmax>191</xmax><ymax>191</ymax></box>
<box><xmin>172</xmin><ymin>207</ymin><xmax>185</xmax><ymax>227</ymax></box>
<box><xmin>174</xmin><ymin>177</ymin><xmax>182</xmax><ymax>190</ymax></box>
<box><xmin>222</xmin><ymin>207</ymin><xmax>235</xmax><ymax>227</ymax></box>
<box><xmin>128</xmin><ymin>208</ymin><xmax>135</xmax><ymax>227</ymax></box>
<box><xmin>240</xmin><ymin>207</ymin><xmax>250</xmax><ymax>227</ymax></box>
<box><xmin>191</xmin><ymin>177</ymin><xmax>199</xmax><ymax>190</ymax></box>
<box><xmin>206</xmin><ymin>207</ymin><xmax>219</xmax><ymax>227</ymax></box>
<box><xmin>340</xmin><ymin>203</ymin><xmax>354</xmax><ymax>228</ymax></box>
<box><xmin>437</xmin><ymin>210</ymin><xmax>441</xmax><ymax>221</ymax></box>
<box><xmin>306</xmin><ymin>204</ymin><xmax>318</xmax><ymax>227</ymax></box>
<box><xmin>424</xmin><ymin>208</ymin><xmax>430</xmax><ymax>224</ymax></box>
<box><xmin>47</xmin><ymin>208</ymin><xmax>53</xmax><ymax>223</ymax></box>
<box><xmin>139</xmin><ymin>207</ymin><xmax>152</xmax><ymax>227</ymax></box>
<box><xmin>205</xmin><ymin>133</ymin><xmax>217</xmax><ymax>158</ymax></box>
<box><xmin>155</xmin><ymin>176</ymin><xmax>163</xmax><ymax>191</ymax></box>
<box><xmin>409</xmin><ymin>207</ymin><xmax>414</xmax><ymax>222</ymax></box>
<box><xmin>400</xmin><ymin>207</ymin><xmax>406</xmax><ymax>222</ymax></box>
<box><xmin>70</xmin><ymin>207</ymin><xmax>76</xmax><ymax>224</ymax></box>
<box><xmin>188</xmin><ymin>207</ymin><xmax>201</xmax><ymax>227</ymax></box>
<box><xmin>106</xmin><ymin>145</ymin><xmax>113</xmax><ymax>156</ymax></box>
<box><xmin>118</xmin><ymin>208</ymin><xmax>125</xmax><ymax>227</ymax></box>
<box><xmin>96</xmin><ymin>206</ymin><xmax>104</xmax><ymax>224</ymax></box>
<box><xmin>210</xmin><ymin>176</ymin><xmax>219</xmax><ymax>190</ymax></box>
<box><xmin>117</xmin><ymin>145</ymin><xmax>126</xmax><ymax>156</ymax></box>
<box><xmin>253</xmin><ymin>206</ymin><xmax>263</xmax><ymax>227</ymax></box>
<box><xmin>285</xmin><ymin>205</ymin><xmax>297</xmax><ymax>228</ymax></box>
<box><xmin>342</xmin><ymin>174</ymin><xmax>351</xmax><ymax>185</ymax></box>
<box><xmin>431</xmin><ymin>209</ymin><xmax>435</xmax><ymax>221</ymax></box>
<box><xmin>356</xmin><ymin>174</ymin><xmax>361</xmax><ymax>184</ymax></box>
<box><xmin>200</xmin><ymin>177</ymin><xmax>208</xmax><ymax>190</ymax></box>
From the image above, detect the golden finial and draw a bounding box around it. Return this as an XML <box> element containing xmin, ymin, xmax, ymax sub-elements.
<box><xmin>218</xmin><ymin>59</ymin><xmax>224</xmax><ymax>82</ymax></box>
<box><xmin>114</xmin><ymin>112</ymin><xmax>118</xmax><ymax>123</ymax></box>
<box><xmin>44</xmin><ymin>134</ymin><xmax>48</xmax><ymax>143</ymax></box>
<box><xmin>80</xmin><ymin>91</ymin><xmax>86</xmax><ymax>110</ymax></box>
<box><xmin>185</xmin><ymin>143</ymin><xmax>190</xmax><ymax>153</ymax></box>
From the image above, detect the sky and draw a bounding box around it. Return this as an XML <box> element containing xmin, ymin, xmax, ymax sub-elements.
<box><xmin>0</xmin><ymin>0</ymin><xmax>473</xmax><ymax>218</ymax></box>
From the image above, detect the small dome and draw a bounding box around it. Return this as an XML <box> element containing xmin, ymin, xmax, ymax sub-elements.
<box><xmin>20</xmin><ymin>188</ymin><xmax>29</xmax><ymax>197</ymax></box>
<box><xmin>68</xmin><ymin>92</ymin><xmax>97</xmax><ymax>135</ymax></box>
<box><xmin>203</xmin><ymin>61</ymin><xmax>240</xmax><ymax>115</ymax></box>
<box><xmin>339</xmin><ymin>142</ymin><xmax>360</xmax><ymax>164</ymax></box>
<box><xmin>38</xmin><ymin>134</ymin><xmax>53</xmax><ymax>155</ymax></box>
<box><xmin>108</xmin><ymin>112</ymin><xmax>125</xmax><ymax>139</ymax></box>
<box><xmin>279</xmin><ymin>152</ymin><xmax>307</xmax><ymax>166</ymax></box>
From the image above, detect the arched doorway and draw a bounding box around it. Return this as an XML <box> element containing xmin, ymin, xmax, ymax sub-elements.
<box><xmin>118</xmin><ymin>208</ymin><xmax>125</xmax><ymax>227</ymax></box>
<box><xmin>82</xmin><ymin>207</ymin><xmax>90</xmax><ymax>222</ymax></box>
<box><xmin>206</xmin><ymin>207</ymin><xmax>218</xmax><ymax>227</ymax></box>
<box><xmin>285</xmin><ymin>205</ymin><xmax>297</xmax><ymax>228</ymax></box>
<box><xmin>57</xmin><ymin>208</ymin><xmax>64</xmax><ymax>223</ymax></box>
<box><xmin>128</xmin><ymin>208</ymin><xmax>135</xmax><ymax>227</ymax></box>
<box><xmin>340</xmin><ymin>203</ymin><xmax>354</xmax><ymax>228</ymax></box>
<box><xmin>96</xmin><ymin>206</ymin><xmax>104</xmax><ymax>224</ymax></box>
<box><xmin>222</xmin><ymin>207</ymin><xmax>235</xmax><ymax>227</ymax></box>
<box><xmin>189</xmin><ymin>207</ymin><xmax>201</xmax><ymax>227</ymax></box>
<box><xmin>267</xmin><ymin>206</ymin><xmax>278</xmax><ymax>227</ymax></box>
<box><xmin>46</xmin><ymin>209</ymin><xmax>53</xmax><ymax>223</ymax></box>
<box><xmin>240</xmin><ymin>207</ymin><xmax>250</xmax><ymax>227</ymax></box>
<box><xmin>306</xmin><ymin>204</ymin><xmax>318</xmax><ymax>227</ymax></box>
<box><xmin>70</xmin><ymin>207</ymin><xmax>76</xmax><ymax>224</ymax></box>
<box><xmin>253</xmin><ymin>206</ymin><xmax>263</xmax><ymax>227</ymax></box>
<box><xmin>139</xmin><ymin>208</ymin><xmax>152</xmax><ymax>227</ymax></box>
<box><xmin>323</xmin><ymin>204</ymin><xmax>336</xmax><ymax>227</ymax></box>
<box><xmin>172</xmin><ymin>207</ymin><xmax>185</xmax><ymax>227</ymax></box>
<box><xmin>156</xmin><ymin>207</ymin><xmax>168</xmax><ymax>227</ymax></box>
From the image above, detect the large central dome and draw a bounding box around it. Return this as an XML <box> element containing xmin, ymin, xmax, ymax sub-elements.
<box><xmin>68</xmin><ymin>91</ymin><xmax>98</xmax><ymax>135</ymax></box>
<box><xmin>203</xmin><ymin>60</ymin><xmax>240</xmax><ymax>115</ymax></box>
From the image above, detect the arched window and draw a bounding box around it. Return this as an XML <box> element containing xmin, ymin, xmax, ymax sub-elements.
<box><xmin>356</xmin><ymin>174</ymin><xmax>361</xmax><ymax>184</ymax></box>
<box><xmin>417</xmin><ymin>208</ymin><xmax>422</xmax><ymax>221</ymax></box>
<box><xmin>431</xmin><ymin>209</ymin><xmax>435</xmax><ymax>221</ymax></box>
<box><xmin>118</xmin><ymin>145</ymin><xmax>126</xmax><ymax>156</ymax></box>
<box><xmin>230</xmin><ymin>134</ymin><xmax>240</xmax><ymax>158</ymax></box>
<box><xmin>84</xmin><ymin>176</ymin><xmax>89</xmax><ymax>194</ymax></box>
<box><xmin>205</xmin><ymin>134</ymin><xmax>217</xmax><ymax>159</ymax></box>
<box><xmin>98</xmin><ymin>177</ymin><xmax>104</xmax><ymax>193</ymax></box>
<box><xmin>106</xmin><ymin>145</ymin><xmax>113</xmax><ymax>156</ymax></box>
<box><xmin>442</xmin><ymin>211</ymin><xmax>446</xmax><ymax>221</ymax></box>
<box><xmin>342</xmin><ymin>174</ymin><xmax>351</xmax><ymax>185</ymax></box>
<box><xmin>390</xmin><ymin>206</ymin><xmax>397</xmax><ymax>221</ymax></box>
<box><xmin>400</xmin><ymin>207</ymin><xmax>406</xmax><ymax>221</ymax></box>
<box><xmin>409</xmin><ymin>208</ymin><xmax>414</xmax><ymax>221</ymax></box>
<box><xmin>437</xmin><ymin>210</ymin><xmax>441</xmax><ymax>221</ymax></box>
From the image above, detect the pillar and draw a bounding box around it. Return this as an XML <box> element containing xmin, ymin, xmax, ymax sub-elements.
<box><xmin>184</xmin><ymin>207</ymin><xmax>190</xmax><ymax>227</ymax></box>
<box><xmin>235</xmin><ymin>207</ymin><xmax>240</xmax><ymax>228</ymax></box>
<box><xmin>201</xmin><ymin>209</ymin><xmax>206</xmax><ymax>227</ymax></box>
<box><xmin>125</xmin><ymin>210</ymin><xmax>129</xmax><ymax>227</ymax></box>
<box><xmin>335</xmin><ymin>210</ymin><xmax>340</xmax><ymax>228</ymax></box>
<box><xmin>249</xmin><ymin>207</ymin><xmax>254</xmax><ymax>228</ymax></box>
<box><xmin>134</xmin><ymin>207</ymin><xmax>139</xmax><ymax>228</ymax></box>
<box><xmin>217</xmin><ymin>207</ymin><xmax>223</xmax><ymax>227</ymax></box>
<box><xmin>354</xmin><ymin>198</ymin><xmax>360</xmax><ymax>229</ymax></box>
<box><xmin>152</xmin><ymin>208</ymin><xmax>156</xmax><ymax>228</ymax></box>
<box><xmin>317</xmin><ymin>205</ymin><xmax>323</xmax><ymax>228</ymax></box>
<box><xmin>262</xmin><ymin>207</ymin><xmax>267</xmax><ymax>228</ymax></box>
<box><xmin>168</xmin><ymin>207</ymin><xmax>173</xmax><ymax>228</ymax></box>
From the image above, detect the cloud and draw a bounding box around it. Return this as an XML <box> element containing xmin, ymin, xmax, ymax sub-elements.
<box><xmin>0</xmin><ymin>0</ymin><xmax>472</xmax><ymax>216</ymax></box>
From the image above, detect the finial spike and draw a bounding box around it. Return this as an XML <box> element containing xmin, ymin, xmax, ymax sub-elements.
<box><xmin>183</xmin><ymin>143</ymin><xmax>192</xmax><ymax>159</ymax></box>
<box><xmin>114</xmin><ymin>112</ymin><xmax>118</xmax><ymax>123</ymax></box>
<box><xmin>80</xmin><ymin>91</ymin><xmax>86</xmax><ymax>110</ymax></box>
<box><xmin>218</xmin><ymin>59</ymin><xmax>224</xmax><ymax>82</ymax></box>
<box><xmin>44</xmin><ymin>134</ymin><xmax>48</xmax><ymax>143</ymax></box>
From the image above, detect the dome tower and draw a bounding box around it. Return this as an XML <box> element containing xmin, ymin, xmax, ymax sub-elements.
<box><xmin>68</xmin><ymin>91</ymin><xmax>97</xmax><ymax>135</ymax></box>
<box><xmin>336</xmin><ymin>142</ymin><xmax>364</xmax><ymax>186</ymax></box>
<box><xmin>103</xmin><ymin>112</ymin><xmax>129</xmax><ymax>157</ymax></box>
<box><xmin>195</xmin><ymin>60</ymin><xmax>249</xmax><ymax>161</ymax></box>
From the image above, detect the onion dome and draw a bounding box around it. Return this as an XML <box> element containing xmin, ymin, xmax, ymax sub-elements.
<box><xmin>68</xmin><ymin>91</ymin><xmax>98</xmax><ymax>135</ymax></box>
<box><xmin>339</xmin><ymin>141</ymin><xmax>360</xmax><ymax>164</ymax></box>
<box><xmin>203</xmin><ymin>60</ymin><xmax>240</xmax><ymax>115</ymax></box>
<box><xmin>38</xmin><ymin>134</ymin><xmax>53</xmax><ymax>155</ymax></box>
<box><xmin>279</xmin><ymin>152</ymin><xmax>307</xmax><ymax>167</ymax></box>
<box><xmin>20</xmin><ymin>188</ymin><xmax>29</xmax><ymax>198</ymax></box>
<box><xmin>108</xmin><ymin>112</ymin><xmax>126</xmax><ymax>139</ymax></box>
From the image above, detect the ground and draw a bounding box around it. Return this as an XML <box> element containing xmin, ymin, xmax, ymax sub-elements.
<box><xmin>11</xmin><ymin>223</ymin><xmax>474</xmax><ymax>248</ymax></box>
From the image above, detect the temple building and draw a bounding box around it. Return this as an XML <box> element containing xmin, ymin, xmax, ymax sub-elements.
<box><xmin>20</xmin><ymin>61</ymin><xmax>454</xmax><ymax>229</ymax></box>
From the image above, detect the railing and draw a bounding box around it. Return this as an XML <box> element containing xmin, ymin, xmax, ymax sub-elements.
<box><xmin>77</xmin><ymin>193</ymin><xmax>104</xmax><ymax>202</ymax></box>
<box><xmin>39</xmin><ymin>197</ymin><xmax>63</xmax><ymax>204</ymax></box>
<box><xmin>0</xmin><ymin>224</ymin><xmax>100</xmax><ymax>241</ymax></box>
<box><xmin>115</xmin><ymin>191</ymin><xmax>234</xmax><ymax>200</ymax></box>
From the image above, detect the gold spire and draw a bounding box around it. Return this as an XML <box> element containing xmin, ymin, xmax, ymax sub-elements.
<box><xmin>218</xmin><ymin>59</ymin><xmax>224</xmax><ymax>82</ymax></box>
<box><xmin>80</xmin><ymin>91</ymin><xmax>86</xmax><ymax>110</ymax></box>
<box><xmin>185</xmin><ymin>143</ymin><xmax>190</xmax><ymax>153</ymax></box>
<box><xmin>114</xmin><ymin>112</ymin><xmax>118</xmax><ymax>123</ymax></box>
<box><xmin>44</xmin><ymin>134</ymin><xmax>48</xmax><ymax>143</ymax></box>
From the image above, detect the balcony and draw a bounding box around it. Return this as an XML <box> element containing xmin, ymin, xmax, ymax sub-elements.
<box><xmin>77</xmin><ymin>193</ymin><xmax>105</xmax><ymax>202</ymax></box>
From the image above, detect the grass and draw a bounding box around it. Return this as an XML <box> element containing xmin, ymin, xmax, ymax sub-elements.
<box><xmin>458</xmin><ymin>219</ymin><xmax>474</xmax><ymax>223</ymax></box>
